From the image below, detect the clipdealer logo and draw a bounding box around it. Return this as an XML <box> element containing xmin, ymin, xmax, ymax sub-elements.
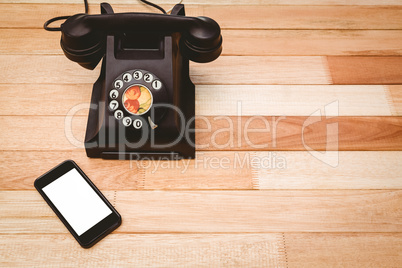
<box><xmin>64</xmin><ymin>100</ymin><xmax>339</xmax><ymax>168</ymax></box>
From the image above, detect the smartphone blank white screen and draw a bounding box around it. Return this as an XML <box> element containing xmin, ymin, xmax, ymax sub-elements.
<box><xmin>42</xmin><ymin>168</ymin><xmax>112</xmax><ymax>236</ymax></box>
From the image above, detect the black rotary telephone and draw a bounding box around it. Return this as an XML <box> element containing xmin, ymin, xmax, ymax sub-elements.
<box><xmin>50</xmin><ymin>2</ymin><xmax>222</xmax><ymax>160</ymax></box>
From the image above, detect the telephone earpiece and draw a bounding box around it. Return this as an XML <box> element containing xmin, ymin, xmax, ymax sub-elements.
<box><xmin>60</xmin><ymin>12</ymin><xmax>222</xmax><ymax>69</ymax></box>
<box><xmin>181</xmin><ymin>16</ymin><xmax>222</xmax><ymax>63</ymax></box>
<box><xmin>60</xmin><ymin>14</ymin><xmax>105</xmax><ymax>70</ymax></box>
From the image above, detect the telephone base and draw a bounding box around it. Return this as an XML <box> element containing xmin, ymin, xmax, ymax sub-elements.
<box><xmin>78</xmin><ymin>3</ymin><xmax>212</xmax><ymax>161</ymax></box>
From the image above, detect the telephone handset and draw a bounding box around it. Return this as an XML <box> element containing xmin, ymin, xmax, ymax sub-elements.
<box><xmin>61</xmin><ymin>6</ymin><xmax>222</xmax><ymax>68</ymax></box>
<box><xmin>54</xmin><ymin>2</ymin><xmax>222</xmax><ymax>159</ymax></box>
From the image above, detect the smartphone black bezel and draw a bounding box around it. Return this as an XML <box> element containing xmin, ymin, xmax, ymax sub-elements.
<box><xmin>34</xmin><ymin>160</ymin><xmax>121</xmax><ymax>248</ymax></box>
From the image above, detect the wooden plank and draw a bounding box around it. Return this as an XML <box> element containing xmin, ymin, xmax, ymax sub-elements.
<box><xmin>2</xmin><ymin>4</ymin><xmax>402</xmax><ymax>30</ymax></box>
<box><xmin>1</xmin><ymin>116</ymin><xmax>402</xmax><ymax>151</ymax></box>
<box><xmin>387</xmin><ymin>85</ymin><xmax>402</xmax><ymax>116</ymax></box>
<box><xmin>0</xmin><ymin>56</ymin><xmax>389</xmax><ymax>87</ymax></box>
<box><xmin>0</xmin><ymin>84</ymin><xmax>394</xmax><ymax>116</ymax></box>
<box><xmin>1</xmin><ymin>0</ymin><xmax>401</xmax><ymax>6</ymax></box>
<box><xmin>0</xmin><ymin>55</ymin><xmax>99</xmax><ymax>84</ymax></box>
<box><xmin>0</xmin><ymin>116</ymin><xmax>87</xmax><ymax>151</ymax></box>
<box><xmin>327</xmin><ymin>56</ymin><xmax>402</xmax><ymax>85</ymax></box>
<box><xmin>0</xmin><ymin>150</ymin><xmax>146</xmax><ymax>191</ymax></box>
<box><xmin>0</xmin><ymin>29</ymin><xmax>58</xmax><ymax>55</ymax></box>
<box><xmin>0</xmin><ymin>55</ymin><xmax>331</xmax><ymax>85</ymax></box>
<box><xmin>1</xmin><ymin>233</ymin><xmax>400</xmax><ymax>267</ymax></box>
<box><xmin>196</xmin><ymin>85</ymin><xmax>394</xmax><ymax>116</ymax></box>
<box><xmin>3</xmin><ymin>29</ymin><xmax>402</xmax><ymax>56</ymax></box>
<box><xmin>1</xmin><ymin>151</ymin><xmax>401</xmax><ymax>190</ymax></box>
<box><xmin>0</xmin><ymin>234</ymin><xmax>286</xmax><ymax>267</ymax></box>
<box><xmin>0</xmin><ymin>151</ymin><xmax>252</xmax><ymax>190</ymax></box>
<box><xmin>206</xmin><ymin>5</ymin><xmax>402</xmax><ymax>30</ymax></box>
<box><xmin>285</xmin><ymin>233</ymin><xmax>402</xmax><ymax>267</ymax></box>
<box><xmin>223</xmin><ymin>30</ymin><xmax>402</xmax><ymax>56</ymax></box>
<box><xmin>210</xmin><ymin>55</ymin><xmax>328</xmax><ymax>84</ymax></box>
<box><xmin>0</xmin><ymin>84</ymin><xmax>91</xmax><ymax>116</ymax></box>
<box><xmin>196</xmin><ymin>116</ymin><xmax>402</xmax><ymax>151</ymax></box>
<box><xmin>115</xmin><ymin>190</ymin><xmax>397</xmax><ymax>232</ymax></box>
<box><xmin>140</xmin><ymin>152</ymin><xmax>254</xmax><ymax>190</ymax></box>
<box><xmin>1</xmin><ymin>190</ymin><xmax>401</xmax><ymax>233</ymax></box>
<box><xmin>252</xmin><ymin>151</ymin><xmax>402</xmax><ymax>190</ymax></box>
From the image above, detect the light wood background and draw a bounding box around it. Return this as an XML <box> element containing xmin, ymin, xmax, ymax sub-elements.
<box><xmin>1</xmin><ymin>0</ymin><xmax>402</xmax><ymax>267</ymax></box>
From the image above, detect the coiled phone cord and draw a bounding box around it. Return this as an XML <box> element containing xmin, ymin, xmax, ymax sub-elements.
<box><xmin>43</xmin><ymin>0</ymin><xmax>182</xmax><ymax>31</ymax></box>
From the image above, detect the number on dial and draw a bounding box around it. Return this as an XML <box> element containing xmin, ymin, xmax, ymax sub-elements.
<box><xmin>144</xmin><ymin>73</ymin><xmax>153</xmax><ymax>83</ymax></box>
<box><xmin>133</xmin><ymin>119</ymin><xmax>143</xmax><ymax>129</ymax></box>
<box><xmin>122</xmin><ymin>117</ymin><xmax>132</xmax><ymax>127</ymax></box>
<box><xmin>114</xmin><ymin>110</ymin><xmax>123</xmax><ymax>120</ymax></box>
<box><xmin>133</xmin><ymin>70</ymin><xmax>143</xmax><ymax>80</ymax></box>
<box><xmin>109</xmin><ymin>89</ymin><xmax>119</xmax><ymax>99</ymax></box>
<box><xmin>109</xmin><ymin>100</ymin><xmax>119</xmax><ymax>111</ymax></box>
<box><xmin>152</xmin><ymin>80</ymin><xmax>162</xmax><ymax>90</ymax></box>
<box><xmin>114</xmin><ymin>80</ymin><xmax>123</xmax><ymax>89</ymax></box>
<box><xmin>123</xmin><ymin>73</ymin><xmax>132</xmax><ymax>83</ymax></box>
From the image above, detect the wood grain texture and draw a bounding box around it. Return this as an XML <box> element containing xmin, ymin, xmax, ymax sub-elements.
<box><xmin>223</xmin><ymin>30</ymin><xmax>402</xmax><ymax>56</ymax></box>
<box><xmin>1</xmin><ymin>116</ymin><xmax>401</xmax><ymax>151</ymax></box>
<box><xmin>3</xmin><ymin>54</ymin><xmax>401</xmax><ymax>85</ymax></box>
<box><xmin>0</xmin><ymin>84</ymin><xmax>91</xmax><ymax>116</ymax></box>
<box><xmin>196</xmin><ymin>85</ymin><xmax>394</xmax><ymax>116</ymax></box>
<box><xmin>0</xmin><ymin>151</ymin><xmax>252</xmax><ymax>190</ymax></box>
<box><xmin>285</xmin><ymin>233</ymin><xmax>402</xmax><ymax>267</ymax></box>
<box><xmin>2</xmin><ymin>151</ymin><xmax>401</xmax><ymax>190</ymax></box>
<box><xmin>1</xmin><ymin>190</ymin><xmax>401</xmax><ymax>233</ymax></box>
<box><xmin>2</xmin><ymin>4</ymin><xmax>402</xmax><ymax>30</ymax></box>
<box><xmin>1</xmin><ymin>1</ymin><xmax>401</xmax><ymax>266</ymax></box>
<box><xmin>0</xmin><ymin>234</ymin><xmax>286</xmax><ymax>267</ymax></box>
<box><xmin>387</xmin><ymin>85</ymin><xmax>402</xmax><ymax>116</ymax></box>
<box><xmin>327</xmin><ymin>56</ymin><xmax>402</xmax><ymax>85</ymax></box>
<box><xmin>252</xmin><ymin>151</ymin><xmax>402</xmax><ymax>190</ymax></box>
<box><xmin>2</xmin><ymin>0</ymin><xmax>401</xmax><ymax>6</ymax></box>
<box><xmin>206</xmin><ymin>5</ymin><xmax>402</xmax><ymax>29</ymax></box>
<box><xmin>1</xmin><ymin>233</ymin><xmax>400</xmax><ymax>267</ymax></box>
<box><xmin>3</xmin><ymin>29</ymin><xmax>402</xmax><ymax>56</ymax></box>
<box><xmin>0</xmin><ymin>151</ymin><xmax>146</xmax><ymax>191</ymax></box>
<box><xmin>196</xmin><ymin>116</ymin><xmax>402</xmax><ymax>151</ymax></box>
<box><xmin>0</xmin><ymin>55</ymin><xmax>331</xmax><ymax>85</ymax></box>
<box><xmin>0</xmin><ymin>84</ymin><xmax>395</xmax><ymax>116</ymax></box>
<box><xmin>0</xmin><ymin>116</ymin><xmax>87</xmax><ymax>151</ymax></box>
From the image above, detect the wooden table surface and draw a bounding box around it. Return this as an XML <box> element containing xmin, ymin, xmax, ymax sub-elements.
<box><xmin>1</xmin><ymin>0</ymin><xmax>402</xmax><ymax>267</ymax></box>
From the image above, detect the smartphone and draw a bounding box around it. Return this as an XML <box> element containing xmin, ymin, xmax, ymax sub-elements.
<box><xmin>34</xmin><ymin>160</ymin><xmax>121</xmax><ymax>248</ymax></box>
